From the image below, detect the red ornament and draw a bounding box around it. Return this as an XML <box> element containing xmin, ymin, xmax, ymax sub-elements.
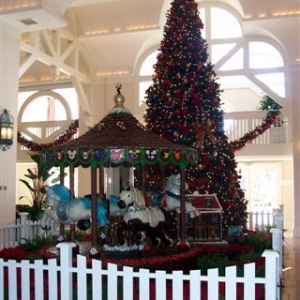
<box><xmin>143</xmin><ymin>243</ymin><xmax>151</xmax><ymax>253</ymax></box>
<box><xmin>177</xmin><ymin>240</ymin><xmax>190</xmax><ymax>252</ymax></box>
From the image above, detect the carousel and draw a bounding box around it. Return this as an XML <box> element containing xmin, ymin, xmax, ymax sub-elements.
<box><xmin>40</xmin><ymin>85</ymin><xmax>198</xmax><ymax>248</ymax></box>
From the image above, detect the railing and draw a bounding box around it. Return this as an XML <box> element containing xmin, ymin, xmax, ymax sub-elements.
<box><xmin>0</xmin><ymin>212</ymin><xmax>283</xmax><ymax>299</ymax></box>
<box><xmin>0</xmin><ymin>207</ymin><xmax>284</xmax><ymax>251</ymax></box>
<box><xmin>224</xmin><ymin>111</ymin><xmax>289</xmax><ymax>144</ymax></box>
<box><xmin>0</xmin><ymin>242</ymin><xmax>280</xmax><ymax>300</ymax></box>
<box><xmin>247</xmin><ymin>206</ymin><xmax>284</xmax><ymax>232</ymax></box>
<box><xmin>0</xmin><ymin>213</ymin><xmax>60</xmax><ymax>250</ymax></box>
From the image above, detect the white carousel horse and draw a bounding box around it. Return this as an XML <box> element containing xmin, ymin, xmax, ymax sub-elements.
<box><xmin>42</xmin><ymin>184</ymin><xmax>108</xmax><ymax>227</ymax></box>
<box><xmin>117</xmin><ymin>186</ymin><xmax>171</xmax><ymax>247</ymax></box>
<box><xmin>40</xmin><ymin>207</ymin><xmax>60</xmax><ymax>234</ymax></box>
<box><xmin>162</xmin><ymin>173</ymin><xmax>199</xmax><ymax>217</ymax></box>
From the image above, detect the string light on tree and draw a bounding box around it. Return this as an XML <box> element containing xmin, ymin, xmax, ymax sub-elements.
<box><xmin>144</xmin><ymin>0</ymin><xmax>248</xmax><ymax>230</ymax></box>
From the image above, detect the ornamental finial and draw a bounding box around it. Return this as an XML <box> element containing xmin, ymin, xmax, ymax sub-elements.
<box><xmin>116</xmin><ymin>83</ymin><xmax>122</xmax><ymax>94</ymax></box>
<box><xmin>114</xmin><ymin>83</ymin><xmax>125</xmax><ymax>108</ymax></box>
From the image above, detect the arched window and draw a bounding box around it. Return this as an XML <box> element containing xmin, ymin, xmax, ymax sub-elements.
<box><xmin>210</xmin><ymin>7</ymin><xmax>242</xmax><ymax>39</ymax></box>
<box><xmin>139</xmin><ymin>51</ymin><xmax>159</xmax><ymax>76</ymax></box>
<box><xmin>137</xmin><ymin>4</ymin><xmax>286</xmax><ymax>112</ymax></box>
<box><xmin>249</xmin><ymin>42</ymin><xmax>284</xmax><ymax>69</ymax></box>
<box><xmin>137</xmin><ymin>51</ymin><xmax>159</xmax><ymax>108</ymax></box>
<box><xmin>17</xmin><ymin>88</ymin><xmax>79</xmax><ymax>205</ymax></box>
<box><xmin>18</xmin><ymin>88</ymin><xmax>78</xmax><ymax>156</ymax></box>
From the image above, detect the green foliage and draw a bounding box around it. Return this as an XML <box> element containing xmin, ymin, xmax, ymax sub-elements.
<box><xmin>197</xmin><ymin>253</ymin><xmax>231</xmax><ymax>275</ymax></box>
<box><xmin>64</xmin><ymin>229</ymin><xmax>86</xmax><ymax>241</ymax></box>
<box><xmin>21</xmin><ymin>235</ymin><xmax>55</xmax><ymax>252</ymax></box>
<box><xmin>244</xmin><ymin>230</ymin><xmax>272</xmax><ymax>255</ymax></box>
<box><xmin>238</xmin><ymin>251</ymin><xmax>261</xmax><ymax>263</ymax></box>
<box><xmin>19</xmin><ymin>154</ymin><xmax>53</xmax><ymax>209</ymax></box>
<box><xmin>257</xmin><ymin>96</ymin><xmax>285</xmax><ymax>127</ymax></box>
<box><xmin>19</xmin><ymin>154</ymin><xmax>63</xmax><ymax>213</ymax></box>
<box><xmin>196</xmin><ymin>230</ymin><xmax>272</xmax><ymax>275</ymax></box>
<box><xmin>257</xmin><ymin>95</ymin><xmax>282</xmax><ymax>111</ymax></box>
<box><xmin>16</xmin><ymin>204</ymin><xmax>44</xmax><ymax>221</ymax></box>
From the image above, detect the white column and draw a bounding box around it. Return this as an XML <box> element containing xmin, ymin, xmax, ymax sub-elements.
<box><xmin>290</xmin><ymin>65</ymin><xmax>300</xmax><ymax>237</ymax></box>
<box><xmin>0</xmin><ymin>22</ymin><xmax>20</xmax><ymax>225</ymax></box>
<box><xmin>105</xmin><ymin>167</ymin><xmax>120</xmax><ymax>197</ymax></box>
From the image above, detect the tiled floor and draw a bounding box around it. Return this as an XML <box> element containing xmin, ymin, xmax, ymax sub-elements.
<box><xmin>281</xmin><ymin>237</ymin><xmax>300</xmax><ymax>300</ymax></box>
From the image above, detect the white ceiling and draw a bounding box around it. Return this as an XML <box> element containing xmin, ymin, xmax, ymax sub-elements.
<box><xmin>1</xmin><ymin>0</ymin><xmax>299</xmax><ymax>74</ymax></box>
<box><xmin>1</xmin><ymin>0</ymin><xmax>299</xmax><ymax>106</ymax></box>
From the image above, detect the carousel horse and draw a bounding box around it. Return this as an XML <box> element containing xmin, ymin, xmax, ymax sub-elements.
<box><xmin>108</xmin><ymin>194</ymin><xmax>123</xmax><ymax>215</ymax></box>
<box><xmin>42</xmin><ymin>184</ymin><xmax>108</xmax><ymax>227</ymax></box>
<box><xmin>85</xmin><ymin>193</ymin><xmax>120</xmax><ymax>216</ymax></box>
<box><xmin>117</xmin><ymin>186</ymin><xmax>171</xmax><ymax>247</ymax></box>
<box><xmin>162</xmin><ymin>173</ymin><xmax>199</xmax><ymax>217</ymax></box>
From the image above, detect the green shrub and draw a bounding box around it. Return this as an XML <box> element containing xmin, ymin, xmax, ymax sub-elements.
<box><xmin>21</xmin><ymin>235</ymin><xmax>55</xmax><ymax>252</ymax></box>
<box><xmin>244</xmin><ymin>230</ymin><xmax>272</xmax><ymax>255</ymax></box>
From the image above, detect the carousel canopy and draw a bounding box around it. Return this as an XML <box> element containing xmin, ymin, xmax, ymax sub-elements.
<box><xmin>42</xmin><ymin>85</ymin><xmax>198</xmax><ymax>169</ymax></box>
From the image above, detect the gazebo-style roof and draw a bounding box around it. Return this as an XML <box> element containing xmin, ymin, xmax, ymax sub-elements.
<box><xmin>43</xmin><ymin>87</ymin><xmax>197</xmax><ymax>169</ymax></box>
<box><xmin>41</xmin><ymin>85</ymin><xmax>198</xmax><ymax>244</ymax></box>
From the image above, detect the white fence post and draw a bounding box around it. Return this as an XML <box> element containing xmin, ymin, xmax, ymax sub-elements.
<box><xmin>271</xmin><ymin>228</ymin><xmax>283</xmax><ymax>285</ymax></box>
<box><xmin>56</xmin><ymin>242</ymin><xmax>76</xmax><ymax>300</ymax></box>
<box><xmin>19</xmin><ymin>212</ymin><xmax>29</xmax><ymax>244</ymax></box>
<box><xmin>248</xmin><ymin>211</ymin><xmax>253</xmax><ymax>230</ymax></box>
<box><xmin>262</xmin><ymin>249</ymin><xmax>280</xmax><ymax>300</ymax></box>
<box><xmin>274</xmin><ymin>205</ymin><xmax>284</xmax><ymax>231</ymax></box>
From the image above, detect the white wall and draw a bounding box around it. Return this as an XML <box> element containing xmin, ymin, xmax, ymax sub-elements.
<box><xmin>0</xmin><ymin>24</ymin><xmax>20</xmax><ymax>225</ymax></box>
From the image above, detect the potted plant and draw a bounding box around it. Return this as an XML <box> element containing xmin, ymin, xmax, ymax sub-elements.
<box><xmin>257</xmin><ymin>95</ymin><xmax>286</xmax><ymax>143</ymax></box>
<box><xmin>18</xmin><ymin>154</ymin><xmax>57</xmax><ymax>220</ymax></box>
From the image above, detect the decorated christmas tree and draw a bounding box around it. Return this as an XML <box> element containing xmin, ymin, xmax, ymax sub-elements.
<box><xmin>144</xmin><ymin>0</ymin><xmax>247</xmax><ymax>230</ymax></box>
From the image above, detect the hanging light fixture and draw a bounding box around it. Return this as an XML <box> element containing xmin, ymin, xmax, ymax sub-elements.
<box><xmin>0</xmin><ymin>109</ymin><xmax>14</xmax><ymax>151</ymax></box>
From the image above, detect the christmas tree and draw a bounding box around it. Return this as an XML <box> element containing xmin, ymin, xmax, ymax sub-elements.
<box><xmin>145</xmin><ymin>0</ymin><xmax>247</xmax><ymax>230</ymax></box>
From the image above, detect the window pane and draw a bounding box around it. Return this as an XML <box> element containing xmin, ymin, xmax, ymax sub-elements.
<box><xmin>211</xmin><ymin>7</ymin><xmax>242</xmax><ymax>39</ymax></box>
<box><xmin>219</xmin><ymin>75</ymin><xmax>264</xmax><ymax>99</ymax></box>
<box><xmin>198</xmin><ymin>8</ymin><xmax>206</xmax><ymax>39</ymax></box>
<box><xmin>21</xmin><ymin>96</ymin><xmax>66</xmax><ymax>122</ymax></box>
<box><xmin>139</xmin><ymin>81</ymin><xmax>152</xmax><ymax>106</ymax></box>
<box><xmin>55</xmin><ymin>88</ymin><xmax>79</xmax><ymax>119</ymax></box>
<box><xmin>249</xmin><ymin>42</ymin><xmax>284</xmax><ymax>68</ymax></box>
<box><xmin>19</xmin><ymin>88</ymin><xmax>78</xmax><ymax>120</ymax></box>
<box><xmin>255</xmin><ymin>73</ymin><xmax>285</xmax><ymax>97</ymax></box>
<box><xmin>211</xmin><ymin>43</ymin><xmax>237</xmax><ymax>64</ymax></box>
<box><xmin>219</xmin><ymin>48</ymin><xmax>244</xmax><ymax>70</ymax></box>
<box><xmin>140</xmin><ymin>51</ymin><xmax>159</xmax><ymax>76</ymax></box>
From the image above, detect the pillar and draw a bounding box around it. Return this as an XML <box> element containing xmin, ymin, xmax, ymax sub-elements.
<box><xmin>0</xmin><ymin>22</ymin><xmax>20</xmax><ymax>225</ymax></box>
<box><xmin>291</xmin><ymin>65</ymin><xmax>300</xmax><ymax>237</ymax></box>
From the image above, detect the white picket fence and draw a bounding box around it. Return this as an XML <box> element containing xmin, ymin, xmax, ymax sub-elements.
<box><xmin>0</xmin><ymin>242</ymin><xmax>280</xmax><ymax>300</ymax></box>
<box><xmin>0</xmin><ymin>213</ymin><xmax>60</xmax><ymax>250</ymax></box>
<box><xmin>0</xmin><ymin>212</ymin><xmax>283</xmax><ymax>300</ymax></box>
<box><xmin>247</xmin><ymin>206</ymin><xmax>284</xmax><ymax>232</ymax></box>
<box><xmin>0</xmin><ymin>207</ymin><xmax>284</xmax><ymax>251</ymax></box>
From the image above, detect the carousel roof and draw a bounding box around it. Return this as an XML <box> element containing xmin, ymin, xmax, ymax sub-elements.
<box><xmin>43</xmin><ymin>86</ymin><xmax>198</xmax><ymax>168</ymax></box>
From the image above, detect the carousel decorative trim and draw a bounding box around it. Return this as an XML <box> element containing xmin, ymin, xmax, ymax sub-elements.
<box><xmin>44</xmin><ymin>147</ymin><xmax>198</xmax><ymax>168</ymax></box>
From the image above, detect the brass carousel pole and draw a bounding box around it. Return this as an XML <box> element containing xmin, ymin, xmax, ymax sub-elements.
<box><xmin>180</xmin><ymin>169</ymin><xmax>186</xmax><ymax>239</ymax></box>
<box><xmin>99</xmin><ymin>167</ymin><xmax>108</xmax><ymax>215</ymax></box>
<box><xmin>59</xmin><ymin>166</ymin><xmax>65</xmax><ymax>236</ymax></box>
<box><xmin>99</xmin><ymin>167</ymin><xmax>104</xmax><ymax>196</ymax></box>
<box><xmin>69</xmin><ymin>166</ymin><xmax>75</xmax><ymax>240</ymax></box>
<box><xmin>141</xmin><ymin>164</ymin><xmax>147</xmax><ymax>200</ymax></box>
<box><xmin>91</xmin><ymin>168</ymin><xmax>98</xmax><ymax>245</ymax></box>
